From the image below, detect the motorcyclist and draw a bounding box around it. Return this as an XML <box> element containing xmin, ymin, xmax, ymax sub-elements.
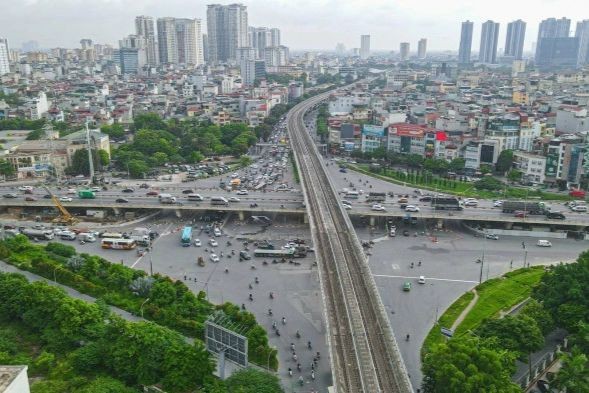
<box><xmin>281</xmin><ymin>317</ymin><xmax>286</xmax><ymax>324</ymax></box>
<box><xmin>296</xmin><ymin>330</ymin><xmax>301</xmax><ymax>339</ymax></box>
<box><xmin>248</xmin><ymin>293</ymin><xmax>253</xmax><ymax>301</ymax></box>
<box><xmin>406</xmin><ymin>334</ymin><xmax>410</xmax><ymax>341</ymax></box>
<box><xmin>268</xmin><ymin>308</ymin><xmax>273</xmax><ymax>316</ymax></box>
<box><xmin>307</xmin><ymin>341</ymin><xmax>312</xmax><ymax>349</ymax></box>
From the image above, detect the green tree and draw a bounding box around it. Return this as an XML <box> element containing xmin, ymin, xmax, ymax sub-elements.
<box><xmin>133</xmin><ymin>113</ymin><xmax>167</xmax><ymax>131</ymax></box>
<box><xmin>519</xmin><ymin>299</ymin><xmax>555</xmax><ymax>336</ymax></box>
<box><xmin>553</xmin><ymin>349</ymin><xmax>589</xmax><ymax>393</ymax></box>
<box><xmin>475</xmin><ymin>176</ymin><xmax>504</xmax><ymax>191</ymax></box>
<box><xmin>76</xmin><ymin>376</ymin><xmax>137</xmax><ymax>393</ymax></box>
<box><xmin>0</xmin><ymin>159</ymin><xmax>15</xmax><ymax>177</ymax></box>
<box><xmin>152</xmin><ymin>152</ymin><xmax>169</xmax><ymax>166</ymax></box>
<box><xmin>225</xmin><ymin>368</ymin><xmax>284</xmax><ymax>393</ymax></box>
<box><xmin>422</xmin><ymin>336</ymin><xmax>520</xmax><ymax>393</ymax></box>
<box><xmin>507</xmin><ymin>169</ymin><xmax>522</xmax><ymax>183</ymax></box>
<box><xmin>405</xmin><ymin>154</ymin><xmax>424</xmax><ymax>169</ymax></box>
<box><xmin>423</xmin><ymin>158</ymin><xmax>449</xmax><ymax>175</ymax></box>
<box><xmin>240</xmin><ymin>155</ymin><xmax>253</xmax><ymax>167</ymax></box>
<box><xmin>100</xmin><ymin>124</ymin><xmax>125</xmax><ymax>139</ymax></box>
<box><xmin>496</xmin><ymin>150</ymin><xmax>514</xmax><ymax>174</ymax></box>
<box><xmin>479</xmin><ymin>163</ymin><xmax>493</xmax><ymax>174</ymax></box>
<box><xmin>448</xmin><ymin>158</ymin><xmax>466</xmax><ymax>172</ymax></box>
<box><xmin>97</xmin><ymin>149</ymin><xmax>110</xmax><ymax>167</ymax></box>
<box><xmin>127</xmin><ymin>159</ymin><xmax>149</xmax><ymax>178</ymax></box>
<box><xmin>477</xmin><ymin>315</ymin><xmax>544</xmax><ymax>358</ymax></box>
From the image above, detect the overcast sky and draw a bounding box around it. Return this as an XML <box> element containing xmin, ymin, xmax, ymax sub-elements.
<box><xmin>0</xmin><ymin>0</ymin><xmax>583</xmax><ymax>52</ymax></box>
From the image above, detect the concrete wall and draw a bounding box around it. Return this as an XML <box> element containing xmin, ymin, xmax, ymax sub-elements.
<box><xmin>487</xmin><ymin>229</ymin><xmax>568</xmax><ymax>239</ymax></box>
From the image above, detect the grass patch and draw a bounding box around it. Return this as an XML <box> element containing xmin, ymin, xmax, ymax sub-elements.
<box><xmin>421</xmin><ymin>291</ymin><xmax>474</xmax><ymax>357</ymax></box>
<box><xmin>289</xmin><ymin>151</ymin><xmax>300</xmax><ymax>183</ymax></box>
<box><xmin>349</xmin><ymin>164</ymin><xmax>573</xmax><ymax>202</ymax></box>
<box><xmin>456</xmin><ymin>267</ymin><xmax>545</xmax><ymax>335</ymax></box>
<box><xmin>421</xmin><ymin>267</ymin><xmax>545</xmax><ymax>359</ymax></box>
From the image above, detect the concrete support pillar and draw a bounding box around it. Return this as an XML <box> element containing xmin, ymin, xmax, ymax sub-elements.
<box><xmin>303</xmin><ymin>213</ymin><xmax>309</xmax><ymax>224</ymax></box>
<box><xmin>238</xmin><ymin>211</ymin><xmax>245</xmax><ymax>221</ymax></box>
<box><xmin>113</xmin><ymin>208</ymin><xmax>121</xmax><ymax>215</ymax></box>
<box><xmin>175</xmin><ymin>209</ymin><xmax>182</xmax><ymax>218</ymax></box>
<box><xmin>436</xmin><ymin>219</ymin><xmax>443</xmax><ymax>229</ymax></box>
<box><xmin>369</xmin><ymin>216</ymin><xmax>376</xmax><ymax>227</ymax></box>
<box><xmin>505</xmin><ymin>221</ymin><xmax>513</xmax><ymax>230</ymax></box>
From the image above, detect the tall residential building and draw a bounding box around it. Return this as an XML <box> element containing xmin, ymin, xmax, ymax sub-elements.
<box><xmin>458</xmin><ymin>20</ymin><xmax>474</xmax><ymax>65</ymax></box>
<box><xmin>360</xmin><ymin>35</ymin><xmax>370</xmax><ymax>59</ymax></box>
<box><xmin>335</xmin><ymin>43</ymin><xmax>346</xmax><ymax>55</ymax></box>
<box><xmin>116</xmin><ymin>47</ymin><xmax>147</xmax><ymax>74</ymax></box>
<box><xmin>135</xmin><ymin>15</ymin><xmax>158</xmax><ymax>65</ymax></box>
<box><xmin>80</xmin><ymin>39</ymin><xmax>93</xmax><ymax>50</ymax></box>
<box><xmin>0</xmin><ymin>38</ymin><xmax>9</xmax><ymax>75</ymax></box>
<box><xmin>535</xmin><ymin>37</ymin><xmax>580</xmax><ymax>69</ymax></box>
<box><xmin>537</xmin><ymin>17</ymin><xmax>571</xmax><ymax>41</ymax></box>
<box><xmin>400</xmin><ymin>42</ymin><xmax>410</xmax><ymax>60</ymax></box>
<box><xmin>417</xmin><ymin>38</ymin><xmax>427</xmax><ymax>59</ymax></box>
<box><xmin>575</xmin><ymin>20</ymin><xmax>589</xmax><ymax>65</ymax></box>
<box><xmin>479</xmin><ymin>20</ymin><xmax>500</xmax><ymax>64</ymax></box>
<box><xmin>264</xmin><ymin>45</ymin><xmax>289</xmax><ymax>66</ymax></box>
<box><xmin>249</xmin><ymin>27</ymin><xmax>280</xmax><ymax>59</ymax></box>
<box><xmin>505</xmin><ymin>19</ymin><xmax>526</xmax><ymax>60</ymax></box>
<box><xmin>156</xmin><ymin>18</ymin><xmax>203</xmax><ymax>66</ymax></box>
<box><xmin>269</xmin><ymin>28</ymin><xmax>281</xmax><ymax>47</ymax></box>
<box><xmin>207</xmin><ymin>3</ymin><xmax>248</xmax><ymax>63</ymax></box>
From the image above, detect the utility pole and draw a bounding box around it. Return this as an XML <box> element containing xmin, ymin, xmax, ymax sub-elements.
<box><xmin>85</xmin><ymin>122</ymin><xmax>95</xmax><ymax>184</ymax></box>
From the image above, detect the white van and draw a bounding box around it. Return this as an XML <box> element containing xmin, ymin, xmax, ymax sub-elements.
<box><xmin>537</xmin><ymin>239</ymin><xmax>552</xmax><ymax>247</ymax></box>
<box><xmin>572</xmin><ymin>205</ymin><xmax>587</xmax><ymax>212</ymax></box>
<box><xmin>187</xmin><ymin>193</ymin><xmax>204</xmax><ymax>201</ymax></box>
<box><xmin>213</xmin><ymin>227</ymin><xmax>222</xmax><ymax>237</ymax></box>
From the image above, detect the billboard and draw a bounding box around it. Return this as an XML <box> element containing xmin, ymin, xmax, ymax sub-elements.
<box><xmin>343</xmin><ymin>142</ymin><xmax>356</xmax><ymax>152</ymax></box>
<box><xmin>362</xmin><ymin>124</ymin><xmax>385</xmax><ymax>137</ymax></box>
<box><xmin>545</xmin><ymin>152</ymin><xmax>559</xmax><ymax>177</ymax></box>
<box><xmin>205</xmin><ymin>319</ymin><xmax>248</xmax><ymax>367</ymax></box>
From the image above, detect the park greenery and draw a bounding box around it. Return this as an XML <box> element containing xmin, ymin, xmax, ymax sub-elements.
<box><xmin>316</xmin><ymin>104</ymin><xmax>329</xmax><ymax>143</ymax></box>
<box><xmin>0</xmin><ymin>236</ymin><xmax>278</xmax><ymax>370</ymax></box>
<box><xmin>423</xmin><ymin>249</ymin><xmax>589</xmax><ymax>392</ymax></box>
<box><xmin>0</xmin><ymin>271</ymin><xmax>282</xmax><ymax>393</ymax></box>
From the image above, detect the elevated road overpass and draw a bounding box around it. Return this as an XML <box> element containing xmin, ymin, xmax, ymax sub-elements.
<box><xmin>288</xmin><ymin>90</ymin><xmax>413</xmax><ymax>392</ymax></box>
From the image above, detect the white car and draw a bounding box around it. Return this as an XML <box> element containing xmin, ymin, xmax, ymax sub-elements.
<box><xmin>537</xmin><ymin>240</ymin><xmax>552</xmax><ymax>247</ymax></box>
<box><xmin>418</xmin><ymin>276</ymin><xmax>426</xmax><ymax>284</ymax></box>
<box><xmin>405</xmin><ymin>205</ymin><xmax>420</xmax><ymax>212</ymax></box>
<box><xmin>228</xmin><ymin>197</ymin><xmax>241</xmax><ymax>202</ymax></box>
<box><xmin>343</xmin><ymin>204</ymin><xmax>352</xmax><ymax>210</ymax></box>
<box><xmin>90</xmin><ymin>186</ymin><xmax>101</xmax><ymax>192</ymax></box>
<box><xmin>463</xmin><ymin>199</ymin><xmax>478</xmax><ymax>207</ymax></box>
<box><xmin>371</xmin><ymin>204</ymin><xmax>386</xmax><ymax>211</ymax></box>
<box><xmin>59</xmin><ymin>196</ymin><xmax>73</xmax><ymax>202</ymax></box>
<box><xmin>236</xmin><ymin>189</ymin><xmax>249</xmax><ymax>195</ymax></box>
<box><xmin>493</xmin><ymin>200</ymin><xmax>503</xmax><ymax>207</ymax></box>
<box><xmin>18</xmin><ymin>186</ymin><xmax>33</xmax><ymax>191</ymax></box>
<box><xmin>193</xmin><ymin>239</ymin><xmax>202</xmax><ymax>247</ymax></box>
<box><xmin>209</xmin><ymin>239</ymin><xmax>218</xmax><ymax>247</ymax></box>
<box><xmin>210</xmin><ymin>254</ymin><xmax>220</xmax><ymax>262</ymax></box>
<box><xmin>67</xmin><ymin>188</ymin><xmax>77</xmax><ymax>195</ymax></box>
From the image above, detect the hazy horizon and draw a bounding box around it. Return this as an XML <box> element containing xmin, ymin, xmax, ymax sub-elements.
<box><xmin>0</xmin><ymin>0</ymin><xmax>582</xmax><ymax>53</ymax></box>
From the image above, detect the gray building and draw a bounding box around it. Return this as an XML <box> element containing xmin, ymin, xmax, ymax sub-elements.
<box><xmin>116</xmin><ymin>47</ymin><xmax>146</xmax><ymax>74</ymax></box>
<box><xmin>156</xmin><ymin>17</ymin><xmax>203</xmax><ymax>66</ymax></box>
<box><xmin>505</xmin><ymin>19</ymin><xmax>526</xmax><ymax>60</ymax></box>
<box><xmin>576</xmin><ymin>20</ymin><xmax>589</xmax><ymax>65</ymax></box>
<box><xmin>458</xmin><ymin>20</ymin><xmax>473</xmax><ymax>65</ymax></box>
<box><xmin>535</xmin><ymin>37</ymin><xmax>580</xmax><ymax>69</ymax></box>
<box><xmin>360</xmin><ymin>35</ymin><xmax>370</xmax><ymax>59</ymax></box>
<box><xmin>536</xmin><ymin>17</ymin><xmax>571</xmax><ymax>63</ymax></box>
<box><xmin>417</xmin><ymin>38</ymin><xmax>427</xmax><ymax>59</ymax></box>
<box><xmin>479</xmin><ymin>20</ymin><xmax>500</xmax><ymax>64</ymax></box>
<box><xmin>135</xmin><ymin>15</ymin><xmax>158</xmax><ymax>65</ymax></box>
<box><xmin>157</xmin><ymin>17</ymin><xmax>177</xmax><ymax>64</ymax></box>
<box><xmin>207</xmin><ymin>3</ymin><xmax>249</xmax><ymax>63</ymax></box>
<box><xmin>400</xmin><ymin>42</ymin><xmax>410</xmax><ymax>60</ymax></box>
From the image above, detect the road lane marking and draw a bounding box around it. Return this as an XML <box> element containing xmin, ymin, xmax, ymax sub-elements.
<box><xmin>391</xmin><ymin>264</ymin><xmax>400</xmax><ymax>270</ymax></box>
<box><xmin>373</xmin><ymin>274</ymin><xmax>478</xmax><ymax>284</ymax></box>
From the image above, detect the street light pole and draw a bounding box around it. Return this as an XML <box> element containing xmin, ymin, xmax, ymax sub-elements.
<box><xmin>478</xmin><ymin>250</ymin><xmax>485</xmax><ymax>284</ymax></box>
<box><xmin>140</xmin><ymin>298</ymin><xmax>150</xmax><ymax>318</ymax></box>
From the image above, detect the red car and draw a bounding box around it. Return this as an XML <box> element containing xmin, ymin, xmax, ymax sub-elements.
<box><xmin>25</xmin><ymin>196</ymin><xmax>37</xmax><ymax>201</ymax></box>
<box><xmin>514</xmin><ymin>210</ymin><xmax>528</xmax><ymax>218</ymax></box>
<box><xmin>146</xmin><ymin>191</ymin><xmax>159</xmax><ymax>196</ymax></box>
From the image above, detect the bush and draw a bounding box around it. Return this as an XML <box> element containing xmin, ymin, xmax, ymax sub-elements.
<box><xmin>46</xmin><ymin>242</ymin><xmax>76</xmax><ymax>258</ymax></box>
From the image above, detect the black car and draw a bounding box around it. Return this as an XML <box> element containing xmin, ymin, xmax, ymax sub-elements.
<box><xmin>546</xmin><ymin>211</ymin><xmax>566</xmax><ymax>220</ymax></box>
<box><xmin>182</xmin><ymin>189</ymin><xmax>194</xmax><ymax>194</ymax></box>
<box><xmin>403</xmin><ymin>230</ymin><xmax>410</xmax><ymax>236</ymax></box>
<box><xmin>116</xmin><ymin>198</ymin><xmax>129</xmax><ymax>203</ymax></box>
<box><xmin>122</xmin><ymin>188</ymin><xmax>134</xmax><ymax>193</ymax></box>
<box><xmin>43</xmin><ymin>194</ymin><xmax>52</xmax><ymax>199</ymax></box>
<box><xmin>419</xmin><ymin>196</ymin><xmax>432</xmax><ymax>202</ymax></box>
<box><xmin>3</xmin><ymin>193</ymin><xmax>17</xmax><ymax>198</ymax></box>
<box><xmin>139</xmin><ymin>183</ymin><xmax>150</xmax><ymax>189</ymax></box>
<box><xmin>239</xmin><ymin>251</ymin><xmax>251</xmax><ymax>260</ymax></box>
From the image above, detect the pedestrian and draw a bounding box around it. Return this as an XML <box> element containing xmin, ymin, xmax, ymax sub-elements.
<box><xmin>510</xmin><ymin>260</ymin><xmax>513</xmax><ymax>268</ymax></box>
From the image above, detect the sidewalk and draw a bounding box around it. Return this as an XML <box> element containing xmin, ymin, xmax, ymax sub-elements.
<box><xmin>450</xmin><ymin>289</ymin><xmax>478</xmax><ymax>331</ymax></box>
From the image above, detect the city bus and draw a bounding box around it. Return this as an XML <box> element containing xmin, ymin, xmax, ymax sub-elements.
<box><xmin>344</xmin><ymin>191</ymin><xmax>360</xmax><ymax>199</ymax></box>
<box><xmin>181</xmin><ymin>226</ymin><xmax>192</xmax><ymax>247</ymax></box>
<box><xmin>101</xmin><ymin>238</ymin><xmax>137</xmax><ymax>250</ymax></box>
<box><xmin>253</xmin><ymin>248</ymin><xmax>307</xmax><ymax>258</ymax></box>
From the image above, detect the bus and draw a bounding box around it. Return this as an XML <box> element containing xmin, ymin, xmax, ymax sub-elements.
<box><xmin>101</xmin><ymin>238</ymin><xmax>137</xmax><ymax>250</ymax></box>
<box><xmin>99</xmin><ymin>232</ymin><xmax>123</xmax><ymax>239</ymax></box>
<box><xmin>366</xmin><ymin>192</ymin><xmax>386</xmax><ymax>202</ymax></box>
<box><xmin>254</xmin><ymin>248</ymin><xmax>306</xmax><ymax>258</ymax></box>
<box><xmin>344</xmin><ymin>191</ymin><xmax>360</xmax><ymax>199</ymax></box>
<box><xmin>210</xmin><ymin>196</ymin><xmax>229</xmax><ymax>206</ymax></box>
<box><xmin>181</xmin><ymin>226</ymin><xmax>192</xmax><ymax>247</ymax></box>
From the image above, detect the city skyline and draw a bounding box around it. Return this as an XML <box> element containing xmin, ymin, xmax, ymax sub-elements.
<box><xmin>0</xmin><ymin>0</ymin><xmax>586</xmax><ymax>52</ymax></box>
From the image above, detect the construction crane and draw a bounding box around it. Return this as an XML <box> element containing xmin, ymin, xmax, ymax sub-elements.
<box><xmin>42</xmin><ymin>186</ymin><xmax>78</xmax><ymax>225</ymax></box>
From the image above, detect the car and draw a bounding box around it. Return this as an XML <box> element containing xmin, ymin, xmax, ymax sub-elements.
<box><xmin>18</xmin><ymin>186</ymin><xmax>33</xmax><ymax>191</ymax></box>
<box><xmin>209</xmin><ymin>239</ymin><xmax>218</xmax><ymax>247</ymax></box>
<box><xmin>572</xmin><ymin>205</ymin><xmax>588</xmax><ymax>212</ymax></box>
<box><xmin>210</xmin><ymin>254</ymin><xmax>220</xmax><ymax>263</ymax></box>
<box><xmin>343</xmin><ymin>204</ymin><xmax>352</xmax><ymax>210</ymax></box>
<box><xmin>24</xmin><ymin>189</ymin><xmax>33</xmax><ymax>194</ymax></box>
<box><xmin>514</xmin><ymin>210</ymin><xmax>528</xmax><ymax>218</ymax></box>
<box><xmin>485</xmin><ymin>233</ymin><xmax>499</xmax><ymax>240</ymax></box>
<box><xmin>371</xmin><ymin>204</ymin><xmax>386</xmax><ymax>211</ymax></box>
<box><xmin>228</xmin><ymin>197</ymin><xmax>241</xmax><ymax>202</ymax></box>
<box><xmin>399</xmin><ymin>203</ymin><xmax>408</xmax><ymax>209</ymax></box>
<box><xmin>341</xmin><ymin>199</ymin><xmax>352</xmax><ymax>205</ymax></box>
<box><xmin>182</xmin><ymin>189</ymin><xmax>194</xmax><ymax>194</ymax></box>
<box><xmin>546</xmin><ymin>211</ymin><xmax>566</xmax><ymax>220</ymax></box>
<box><xmin>25</xmin><ymin>196</ymin><xmax>37</xmax><ymax>201</ymax></box>
<box><xmin>236</xmin><ymin>189</ymin><xmax>249</xmax><ymax>195</ymax></box>
<box><xmin>339</xmin><ymin>168</ymin><xmax>347</xmax><ymax>173</ymax></box>
<box><xmin>403</xmin><ymin>282</ymin><xmax>412</xmax><ymax>291</ymax></box>
<box><xmin>116</xmin><ymin>198</ymin><xmax>129</xmax><ymax>203</ymax></box>
<box><xmin>3</xmin><ymin>193</ymin><xmax>18</xmax><ymax>198</ymax></box>
<box><xmin>239</xmin><ymin>251</ymin><xmax>251</xmax><ymax>260</ymax></box>
<box><xmin>43</xmin><ymin>194</ymin><xmax>52</xmax><ymax>199</ymax></box>
<box><xmin>146</xmin><ymin>191</ymin><xmax>159</xmax><ymax>196</ymax></box>
<box><xmin>90</xmin><ymin>186</ymin><xmax>101</xmax><ymax>192</ymax></box>
<box><xmin>463</xmin><ymin>199</ymin><xmax>478</xmax><ymax>207</ymax></box>
<box><xmin>493</xmin><ymin>200</ymin><xmax>503</xmax><ymax>207</ymax></box>
<box><xmin>403</xmin><ymin>230</ymin><xmax>410</xmax><ymax>236</ymax></box>
<box><xmin>122</xmin><ymin>188</ymin><xmax>134</xmax><ymax>193</ymax></box>
<box><xmin>418</xmin><ymin>276</ymin><xmax>426</xmax><ymax>284</ymax></box>
<box><xmin>419</xmin><ymin>196</ymin><xmax>432</xmax><ymax>202</ymax></box>
<box><xmin>193</xmin><ymin>239</ymin><xmax>202</xmax><ymax>247</ymax></box>
<box><xmin>139</xmin><ymin>183</ymin><xmax>150</xmax><ymax>189</ymax></box>
<box><xmin>405</xmin><ymin>205</ymin><xmax>420</xmax><ymax>212</ymax></box>
<box><xmin>537</xmin><ymin>240</ymin><xmax>552</xmax><ymax>247</ymax></box>
<box><xmin>59</xmin><ymin>196</ymin><xmax>73</xmax><ymax>202</ymax></box>
<box><xmin>67</xmin><ymin>188</ymin><xmax>76</xmax><ymax>195</ymax></box>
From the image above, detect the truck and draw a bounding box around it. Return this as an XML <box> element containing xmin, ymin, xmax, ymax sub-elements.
<box><xmin>130</xmin><ymin>234</ymin><xmax>151</xmax><ymax>247</ymax></box>
<box><xmin>502</xmin><ymin>201</ymin><xmax>547</xmax><ymax>215</ymax></box>
<box><xmin>158</xmin><ymin>193</ymin><xmax>177</xmax><ymax>204</ymax></box>
<box><xmin>21</xmin><ymin>228</ymin><xmax>54</xmax><ymax>240</ymax></box>
<box><xmin>431</xmin><ymin>197</ymin><xmax>463</xmax><ymax>211</ymax></box>
<box><xmin>365</xmin><ymin>192</ymin><xmax>386</xmax><ymax>202</ymax></box>
<box><xmin>78</xmin><ymin>190</ymin><xmax>96</xmax><ymax>199</ymax></box>
<box><xmin>180</xmin><ymin>226</ymin><xmax>192</xmax><ymax>247</ymax></box>
<box><xmin>569</xmin><ymin>189</ymin><xmax>586</xmax><ymax>198</ymax></box>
